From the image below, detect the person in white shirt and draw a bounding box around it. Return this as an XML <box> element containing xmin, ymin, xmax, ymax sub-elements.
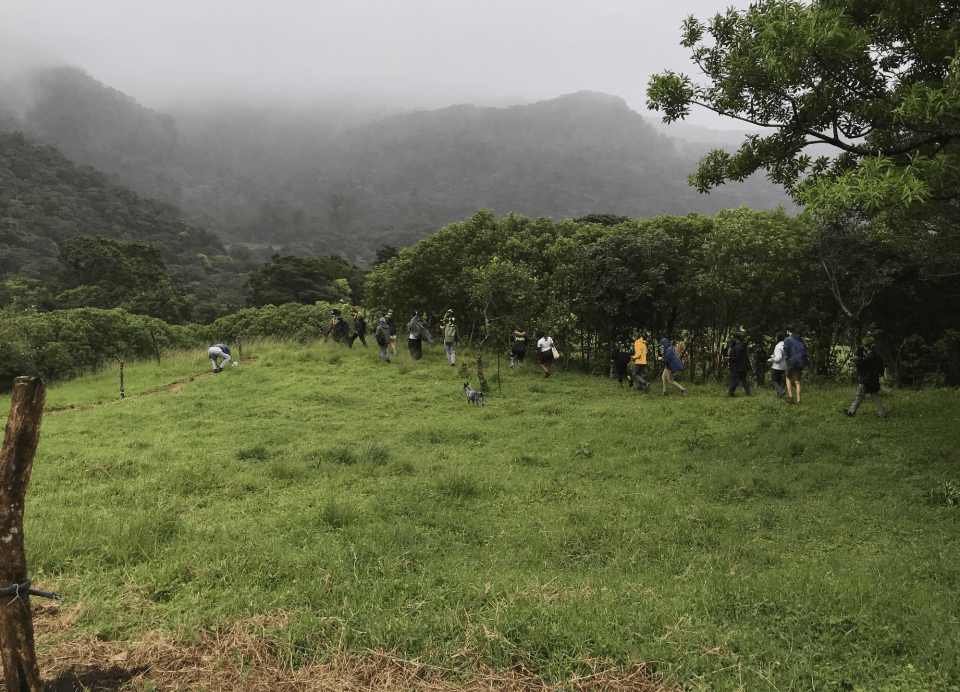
<box><xmin>767</xmin><ymin>331</ymin><xmax>787</xmax><ymax>399</ymax></box>
<box><xmin>536</xmin><ymin>332</ymin><xmax>555</xmax><ymax>378</ymax></box>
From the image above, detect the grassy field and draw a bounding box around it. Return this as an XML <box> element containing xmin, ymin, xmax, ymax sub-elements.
<box><xmin>4</xmin><ymin>340</ymin><xmax>960</xmax><ymax>691</ymax></box>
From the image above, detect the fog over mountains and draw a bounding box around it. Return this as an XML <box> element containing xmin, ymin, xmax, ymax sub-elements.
<box><xmin>0</xmin><ymin>66</ymin><xmax>794</xmax><ymax>267</ymax></box>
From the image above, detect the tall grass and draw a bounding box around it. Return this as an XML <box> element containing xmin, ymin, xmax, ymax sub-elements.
<box><xmin>6</xmin><ymin>339</ymin><xmax>960</xmax><ymax>690</ymax></box>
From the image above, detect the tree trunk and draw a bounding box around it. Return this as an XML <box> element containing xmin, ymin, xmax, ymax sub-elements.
<box><xmin>0</xmin><ymin>376</ymin><xmax>46</xmax><ymax>692</ymax></box>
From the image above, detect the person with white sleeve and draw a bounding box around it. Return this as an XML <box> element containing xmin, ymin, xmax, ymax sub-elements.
<box><xmin>767</xmin><ymin>331</ymin><xmax>787</xmax><ymax>399</ymax></box>
<box><xmin>208</xmin><ymin>343</ymin><xmax>232</xmax><ymax>372</ymax></box>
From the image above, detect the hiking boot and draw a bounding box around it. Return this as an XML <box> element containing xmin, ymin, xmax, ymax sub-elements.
<box><xmin>842</xmin><ymin>409</ymin><xmax>854</xmax><ymax>417</ymax></box>
<box><xmin>682</xmin><ymin>388</ymin><xmax>688</xmax><ymax>396</ymax></box>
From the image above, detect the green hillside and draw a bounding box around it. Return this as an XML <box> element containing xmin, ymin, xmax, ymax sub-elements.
<box><xmin>7</xmin><ymin>340</ymin><xmax>959</xmax><ymax>691</ymax></box>
<box><xmin>0</xmin><ymin>130</ymin><xmax>225</xmax><ymax>285</ymax></box>
<box><xmin>1</xmin><ymin>67</ymin><xmax>795</xmax><ymax>265</ymax></box>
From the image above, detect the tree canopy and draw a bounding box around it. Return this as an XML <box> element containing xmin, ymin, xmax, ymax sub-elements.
<box><xmin>646</xmin><ymin>0</ymin><xmax>960</xmax><ymax>216</ymax></box>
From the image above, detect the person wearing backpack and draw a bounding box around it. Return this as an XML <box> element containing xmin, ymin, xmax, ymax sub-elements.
<box><xmin>374</xmin><ymin>317</ymin><xmax>391</xmax><ymax>362</ymax></box>
<box><xmin>347</xmin><ymin>307</ymin><xmax>368</xmax><ymax>348</ymax></box>
<box><xmin>782</xmin><ymin>325</ymin><xmax>809</xmax><ymax>404</ymax></box>
<box><xmin>658</xmin><ymin>338</ymin><xmax>688</xmax><ymax>396</ymax></box>
<box><xmin>843</xmin><ymin>340</ymin><xmax>887</xmax><ymax>418</ymax></box>
<box><xmin>442</xmin><ymin>316</ymin><xmax>460</xmax><ymax>366</ymax></box>
<box><xmin>610</xmin><ymin>334</ymin><xmax>633</xmax><ymax>387</ymax></box>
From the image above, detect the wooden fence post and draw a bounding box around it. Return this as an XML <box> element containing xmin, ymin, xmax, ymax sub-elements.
<box><xmin>0</xmin><ymin>376</ymin><xmax>46</xmax><ymax>692</ymax></box>
<box><xmin>116</xmin><ymin>358</ymin><xmax>125</xmax><ymax>399</ymax></box>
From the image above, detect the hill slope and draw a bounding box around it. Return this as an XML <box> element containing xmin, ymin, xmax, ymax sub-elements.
<box><xmin>0</xmin><ymin>130</ymin><xmax>225</xmax><ymax>286</ymax></box>
<box><xmin>1</xmin><ymin>67</ymin><xmax>796</xmax><ymax>265</ymax></box>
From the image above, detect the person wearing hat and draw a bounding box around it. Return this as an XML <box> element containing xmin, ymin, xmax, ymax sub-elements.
<box><xmin>347</xmin><ymin>307</ymin><xmax>368</xmax><ymax>348</ymax></box>
<box><xmin>723</xmin><ymin>333</ymin><xmax>751</xmax><ymax>397</ymax></box>
<box><xmin>207</xmin><ymin>343</ymin><xmax>232</xmax><ymax>372</ymax></box>
<box><xmin>843</xmin><ymin>340</ymin><xmax>887</xmax><ymax>418</ymax></box>
<box><xmin>383</xmin><ymin>309</ymin><xmax>398</xmax><ymax>355</ymax></box>
<box><xmin>331</xmin><ymin>308</ymin><xmax>348</xmax><ymax>343</ymax></box>
<box><xmin>442</xmin><ymin>315</ymin><xmax>460</xmax><ymax>366</ymax></box>
<box><xmin>509</xmin><ymin>326</ymin><xmax>527</xmax><ymax>367</ymax></box>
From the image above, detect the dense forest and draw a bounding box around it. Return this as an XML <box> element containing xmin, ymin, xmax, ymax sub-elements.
<box><xmin>0</xmin><ymin>66</ymin><xmax>793</xmax><ymax>265</ymax></box>
<box><xmin>0</xmin><ymin>132</ymin><xmax>365</xmax><ymax>323</ymax></box>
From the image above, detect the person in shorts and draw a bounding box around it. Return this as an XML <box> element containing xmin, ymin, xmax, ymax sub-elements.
<box><xmin>509</xmin><ymin>326</ymin><xmax>527</xmax><ymax>367</ymax></box>
<box><xmin>782</xmin><ymin>325</ymin><xmax>809</xmax><ymax>404</ymax></box>
<box><xmin>536</xmin><ymin>332</ymin><xmax>555</xmax><ymax>378</ymax></box>
<box><xmin>658</xmin><ymin>338</ymin><xmax>688</xmax><ymax>396</ymax></box>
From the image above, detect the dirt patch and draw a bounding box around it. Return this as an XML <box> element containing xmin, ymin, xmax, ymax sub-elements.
<box><xmin>15</xmin><ymin>603</ymin><xmax>677</xmax><ymax>692</ymax></box>
<box><xmin>44</xmin><ymin>363</ymin><xmax>241</xmax><ymax>415</ymax></box>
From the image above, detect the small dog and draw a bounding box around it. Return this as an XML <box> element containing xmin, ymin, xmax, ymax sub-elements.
<box><xmin>463</xmin><ymin>382</ymin><xmax>484</xmax><ymax>406</ymax></box>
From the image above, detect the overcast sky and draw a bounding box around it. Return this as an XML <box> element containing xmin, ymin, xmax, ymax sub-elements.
<box><xmin>4</xmin><ymin>0</ymin><xmax>748</xmax><ymax>128</ymax></box>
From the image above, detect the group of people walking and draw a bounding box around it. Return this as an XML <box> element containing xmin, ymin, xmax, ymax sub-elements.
<box><xmin>208</xmin><ymin>312</ymin><xmax>888</xmax><ymax>418</ymax></box>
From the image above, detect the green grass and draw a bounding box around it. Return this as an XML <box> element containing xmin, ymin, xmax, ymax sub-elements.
<box><xmin>4</xmin><ymin>340</ymin><xmax>960</xmax><ymax>691</ymax></box>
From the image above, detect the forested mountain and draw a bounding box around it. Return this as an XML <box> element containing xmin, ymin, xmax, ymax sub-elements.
<box><xmin>1</xmin><ymin>66</ymin><xmax>795</xmax><ymax>266</ymax></box>
<box><xmin>0</xmin><ymin>131</ymin><xmax>224</xmax><ymax>284</ymax></box>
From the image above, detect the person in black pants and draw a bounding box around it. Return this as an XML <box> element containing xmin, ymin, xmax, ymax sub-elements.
<box><xmin>724</xmin><ymin>333</ymin><xmax>751</xmax><ymax>397</ymax></box>
<box><xmin>843</xmin><ymin>340</ymin><xmax>887</xmax><ymax>418</ymax></box>
<box><xmin>347</xmin><ymin>307</ymin><xmax>368</xmax><ymax>348</ymax></box>
<box><xmin>610</xmin><ymin>334</ymin><xmax>633</xmax><ymax>387</ymax></box>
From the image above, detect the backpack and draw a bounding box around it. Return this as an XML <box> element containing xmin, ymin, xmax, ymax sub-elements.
<box><xmin>785</xmin><ymin>335</ymin><xmax>808</xmax><ymax>368</ymax></box>
<box><xmin>444</xmin><ymin>323</ymin><xmax>457</xmax><ymax>342</ymax></box>
<box><xmin>375</xmin><ymin>327</ymin><xmax>388</xmax><ymax>347</ymax></box>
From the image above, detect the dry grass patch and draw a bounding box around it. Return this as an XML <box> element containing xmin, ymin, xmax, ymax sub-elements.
<box><xmin>25</xmin><ymin>604</ymin><xmax>676</xmax><ymax>692</ymax></box>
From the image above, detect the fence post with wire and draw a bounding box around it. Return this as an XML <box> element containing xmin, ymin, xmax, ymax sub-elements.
<box><xmin>1</xmin><ymin>375</ymin><xmax>47</xmax><ymax>692</ymax></box>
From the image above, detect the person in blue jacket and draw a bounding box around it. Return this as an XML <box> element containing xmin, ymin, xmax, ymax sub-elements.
<box><xmin>208</xmin><ymin>343</ymin><xmax>232</xmax><ymax>372</ymax></box>
<box><xmin>659</xmin><ymin>338</ymin><xmax>688</xmax><ymax>396</ymax></box>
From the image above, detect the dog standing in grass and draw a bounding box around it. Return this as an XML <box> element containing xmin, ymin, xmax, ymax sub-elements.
<box><xmin>463</xmin><ymin>382</ymin><xmax>484</xmax><ymax>406</ymax></box>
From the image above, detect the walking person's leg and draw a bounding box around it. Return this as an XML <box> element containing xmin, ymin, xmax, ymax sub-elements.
<box><xmin>740</xmin><ymin>371</ymin><xmax>751</xmax><ymax>395</ymax></box>
<box><xmin>846</xmin><ymin>384</ymin><xmax>866</xmax><ymax>416</ymax></box>
<box><xmin>871</xmin><ymin>392</ymin><xmax>887</xmax><ymax>417</ymax></box>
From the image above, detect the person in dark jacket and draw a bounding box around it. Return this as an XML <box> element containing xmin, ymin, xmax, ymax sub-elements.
<box><xmin>347</xmin><ymin>307</ymin><xmax>368</xmax><ymax>348</ymax></box>
<box><xmin>208</xmin><ymin>343</ymin><xmax>232</xmax><ymax>372</ymax></box>
<box><xmin>407</xmin><ymin>310</ymin><xmax>435</xmax><ymax>360</ymax></box>
<box><xmin>659</xmin><ymin>338</ymin><xmax>688</xmax><ymax>396</ymax></box>
<box><xmin>331</xmin><ymin>308</ymin><xmax>349</xmax><ymax>343</ymax></box>
<box><xmin>723</xmin><ymin>333</ymin><xmax>751</xmax><ymax>397</ymax></box>
<box><xmin>843</xmin><ymin>340</ymin><xmax>887</xmax><ymax>418</ymax></box>
<box><xmin>610</xmin><ymin>334</ymin><xmax>633</xmax><ymax>387</ymax></box>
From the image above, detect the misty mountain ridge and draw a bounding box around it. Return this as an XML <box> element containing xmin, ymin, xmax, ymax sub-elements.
<box><xmin>0</xmin><ymin>65</ymin><xmax>795</xmax><ymax>266</ymax></box>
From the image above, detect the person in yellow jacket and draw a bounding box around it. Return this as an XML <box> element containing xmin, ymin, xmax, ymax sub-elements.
<box><xmin>628</xmin><ymin>331</ymin><xmax>651</xmax><ymax>391</ymax></box>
